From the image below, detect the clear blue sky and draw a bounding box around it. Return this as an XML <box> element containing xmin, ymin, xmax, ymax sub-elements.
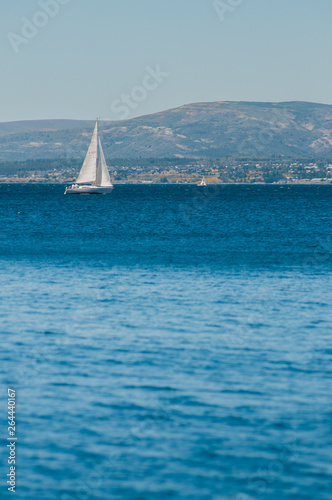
<box><xmin>1</xmin><ymin>0</ymin><xmax>332</xmax><ymax>121</ymax></box>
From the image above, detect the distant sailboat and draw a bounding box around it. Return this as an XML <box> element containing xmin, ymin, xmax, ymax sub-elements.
<box><xmin>197</xmin><ymin>176</ymin><xmax>206</xmax><ymax>186</ymax></box>
<box><xmin>65</xmin><ymin>120</ymin><xmax>113</xmax><ymax>195</ymax></box>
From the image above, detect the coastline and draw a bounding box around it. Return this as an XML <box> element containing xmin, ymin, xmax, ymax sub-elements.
<box><xmin>1</xmin><ymin>180</ymin><xmax>331</xmax><ymax>185</ymax></box>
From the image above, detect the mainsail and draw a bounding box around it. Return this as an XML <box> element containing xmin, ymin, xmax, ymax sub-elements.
<box><xmin>96</xmin><ymin>138</ymin><xmax>112</xmax><ymax>187</ymax></box>
<box><xmin>76</xmin><ymin>121</ymin><xmax>98</xmax><ymax>184</ymax></box>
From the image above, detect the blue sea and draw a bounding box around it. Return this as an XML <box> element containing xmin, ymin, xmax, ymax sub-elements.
<box><xmin>1</xmin><ymin>184</ymin><xmax>332</xmax><ymax>500</ymax></box>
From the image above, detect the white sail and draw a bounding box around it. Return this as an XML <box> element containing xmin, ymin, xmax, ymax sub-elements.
<box><xmin>76</xmin><ymin>121</ymin><xmax>98</xmax><ymax>184</ymax></box>
<box><xmin>96</xmin><ymin>138</ymin><xmax>112</xmax><ymax>187</ymax></box>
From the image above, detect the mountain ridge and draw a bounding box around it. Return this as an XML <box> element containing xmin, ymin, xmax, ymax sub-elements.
<box><xmin>1</xmin><ymin>101</ymin><xmax>332</xmax><ymax>161</ymax></box>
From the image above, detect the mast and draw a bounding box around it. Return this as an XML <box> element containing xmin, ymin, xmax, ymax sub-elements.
<box><xmin>76</xmin><ymin>120</ymin><xmax>99</xmax><ymax>184</ymax></box>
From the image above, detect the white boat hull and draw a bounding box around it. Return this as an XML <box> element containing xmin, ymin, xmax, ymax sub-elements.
<box><xmin>65</xmin><ymin>185</ymin><xmax>114</xmax><ymax>195</ymax></box>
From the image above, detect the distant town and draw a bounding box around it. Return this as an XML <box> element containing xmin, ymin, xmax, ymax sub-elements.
<box><xmin>1</xmin><ymin>157</ymin><xmax>332</xmax><ymax>184</ymax></box>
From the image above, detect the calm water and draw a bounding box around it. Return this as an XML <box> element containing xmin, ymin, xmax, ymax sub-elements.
<box><xmin>0</xmin><ymin>184</ymin><xmax>332</xmax><ymax>500</ymax></box>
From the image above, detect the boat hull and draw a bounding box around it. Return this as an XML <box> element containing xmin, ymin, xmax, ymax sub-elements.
<box><xmin>65</xmin><ymin>185</ymin><xmax>114</xmax><ymax>195</ymax></box>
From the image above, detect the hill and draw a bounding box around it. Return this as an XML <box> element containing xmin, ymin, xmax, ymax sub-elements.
<box><xmin>1</xmin><ymin>101</ymin><xmax>332</xmax><ymax>161</ymax></box>
<box><xmin>0</xmin><ymin>119</ymin><xmax>96</xmax><ymax>137</ymax></box>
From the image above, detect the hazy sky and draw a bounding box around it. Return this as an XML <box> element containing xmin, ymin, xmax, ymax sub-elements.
<box><xmin>2</xmin><ymin>0</ymin><xmax>332</xmax><ymax>121</ymax></box>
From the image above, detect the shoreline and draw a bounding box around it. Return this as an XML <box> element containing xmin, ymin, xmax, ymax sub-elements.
<box><xmin>0</xmin><ymin>180</ymin><xmax>331</xmax><ymax>186</ymax></box>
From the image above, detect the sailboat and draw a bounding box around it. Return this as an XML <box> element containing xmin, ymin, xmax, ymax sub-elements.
<box><xmin>65</xmin><ymin>120</ymin><xmax>113</xmax><ymax>195</ymax></box>
<box><xmin>197</xmin><ymin>176</ymin><xmax>206</xmax><ymax>186</ymax></box>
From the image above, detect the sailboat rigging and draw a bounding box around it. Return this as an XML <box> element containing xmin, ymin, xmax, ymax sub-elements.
<box><xmin>197</xmin><ymin>176</ymin><xmax>207</xmax><ymax>186</ymax></box>
<box><xmin>65</xmin><ymin>120</ymin><xmax>113</xmax><ymax>195</ymax></box>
